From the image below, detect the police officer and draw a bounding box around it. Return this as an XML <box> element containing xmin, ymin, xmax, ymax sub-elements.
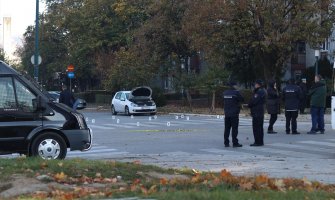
<box><xmin>282</xmin><ymin>78</ymin><xmax>302</xmax><ymax>134</ymax></box>
<box><xmin>223</xmin><ymin>81</ymin><xmax>244</xmax><ymax>147</ymax></box>
<box><xmin>248</xmin><ymin>79</ymin><xmax>266</xmax><ymax>146</ymax></box>
<box><xmin>266</xmin><ymin>80</ymin><xmax>280</xmax><ymax>134</ymax></box>
<box><xmin>59</xmin><ymin>85</ymin><xmax>75</xmax><ymax>108</ymax></box>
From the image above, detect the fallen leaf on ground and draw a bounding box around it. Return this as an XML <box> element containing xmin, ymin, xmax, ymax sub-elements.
<box><xmin>239</xmin><ymin>182</ymin><xmax>253</xmax><ymax>190</ymax></box>
<box><xmin>54</xmin><ymin>172</ymin><xmax>67</xmax><ymax>182</ymax></box>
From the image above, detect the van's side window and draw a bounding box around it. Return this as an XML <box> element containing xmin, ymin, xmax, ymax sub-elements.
<box><xmin>14</xmin><ymin>79</ymin><xmax>36</xmax><ymax>112</ymax></box>
<box><xmin>0</xmin><ymin>77</ymin><xmax>16</xmax><ymax>109</ymax></box>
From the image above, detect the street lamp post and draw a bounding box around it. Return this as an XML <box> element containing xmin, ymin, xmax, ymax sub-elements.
<box><xmin>315</xmin><ymin>49</ymin><xmax>320</xmax><ymax>76</ymax></box>
<box><xmin>34</xmin><ymin>0</ymin><xmax>39</xmax><ymax>82</ymax></box>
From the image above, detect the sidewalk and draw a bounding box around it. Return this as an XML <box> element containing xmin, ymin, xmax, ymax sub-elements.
<box><xmin>113</xmin><ymin>151</ymin><xmax>335</xmax><ymax>184</ymax></box>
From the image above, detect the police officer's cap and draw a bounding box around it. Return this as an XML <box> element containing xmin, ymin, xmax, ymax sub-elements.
<box><xmin>255</xmin><ymin>79</ymin><xmax>263</xmax><ymax>86</ymax></box>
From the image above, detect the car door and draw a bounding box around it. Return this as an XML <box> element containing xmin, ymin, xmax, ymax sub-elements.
<box><xmin>113</xmin><ymin>92</ymin><xmax>122</xmax><ymax>112</ymax></box>
<box><xmin>0</xmin><ymin>75</ymin><xmax>40</xmax><ymax>152</ymax></box>
<box><xmin>119</xmin><ymin>92</ymin><xmax>127</xmax><ymax>112</ymax></box>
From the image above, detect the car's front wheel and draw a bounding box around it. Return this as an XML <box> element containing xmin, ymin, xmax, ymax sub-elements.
<box><xmin>111</xmin><ymin>105</ymin><xmax>117</xmax><ymax>115</ymax></box>
<box><xmin>30</xmin><ymin>132</ymin><xmax>67</xmax><ymax>160</ymax></box>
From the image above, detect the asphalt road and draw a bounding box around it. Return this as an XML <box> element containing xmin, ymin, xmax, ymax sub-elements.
<box><xmin>80</xmin><ymin>111</ymin><xmax>335</xmax><ymax>158</ymax></box>
<box><xmin>2</xmin><ymin>111</ymin><xmax>335</xmax><ymax>183</ymax></box>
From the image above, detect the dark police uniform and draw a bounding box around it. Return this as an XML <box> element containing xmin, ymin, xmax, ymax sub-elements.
<box><xmin>59</xmin><ymin>88</ymin><xmax>75</xmax><ymax>108</ymax></box>
<box><xmin>282</xmin><ymin>81</ymin><xmax>302</xmax><ymax>134</ymax></box>
<box><xmin>266</xmin><ymin>81</ymin><xmax>280</xmax><ymax>133</ymax></box>
<box><xmin>248</xmin><ymin>84</ymin><xmax>266</xmax><ymax>146</ymax></box>
<box><xmin>223</xmin><ymin>86</ymin><xmax>244</xmax><ymax>147</ymax></box>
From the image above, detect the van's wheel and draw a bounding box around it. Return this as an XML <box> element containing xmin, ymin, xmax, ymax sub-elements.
<box><xmin>30</xmin><ymin>132</ymin><xmax>67</xmax><ymax>160</ymax></box>
<box><xmin>125</xmin><ymin>106</ymin><xmax>130</xmax><ymax>116</ymax></box>
<box><xmin>111</xmin><ymin>105</ymin><xmax>117</xmax><ymax>115</ymax></box>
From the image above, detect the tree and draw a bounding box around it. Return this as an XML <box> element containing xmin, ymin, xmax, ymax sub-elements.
<box><xmin>304</xmin><ymin>57</ymin><xmax>333</xmax><ymax>93</ymax></box>
<box><xmin>16</xmin><ymin>12</ymin><xmax>69</xmax><ymax>90</ymax></box>
<box><xmin>18</xmin><ymin>0</ymin><xmax>154</xmax><ymax>91</ymax></box>
<box><xmin>104</xmin><ymin>48</ymin><xmax>157</xmax><ymax>91</ymax></box>
<box><xmin>135</xmin><ymin>0</ymin><xmax>197</xmax><ymax>108</ymax></box>
<box><xmin>184</xmin><ymin>0</ymin><xmax>335</xmax><ymax>84</ymax></box>
<box><xmin>197</xmin><ymin>64</ymin><xmax>229</xmax><ymax>112</ymax></box>
<box><xmin>0</xmin><ymin>48</ymin><xmax>5</xmax><ymax>61</ymax></box>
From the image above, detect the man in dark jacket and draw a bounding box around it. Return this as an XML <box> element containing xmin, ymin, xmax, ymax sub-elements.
<box><xmin>223</xmin><ymin>81</ymin><xmax>244</xmax><ymax>147</ymax></box>
<box><xmin>266</xmin><ymin>80</ymin><xmax>280</xmax><ymax>134</ymax></box>
<box><xmin>59</xmin><ymin>85</ymin><xmax>75</xmax><ymax>108</ymax></box>
<box><xmin>282</xmin><ymin>79</ymin><xmax>302</xmax><ymax>134</ymax></box>
<box><xmin>307</xmin><ymin>75</ymin><xmax>327</xmax><ymax>134</ymax></box>
<box><xmin>298</xmin><ymin>78</ymin><xmax>308</xmax><ymax>114</ymax></box>
<box><xmin>248</xmin><ymin>79</ymin><xmax>266</xmax><ymax>146</ymax></box>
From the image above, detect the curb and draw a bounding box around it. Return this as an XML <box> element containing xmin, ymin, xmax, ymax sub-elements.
<box><xmin>168</xmin><ymin>113</ymin><xmax>223</xmax><ymax>118</ymax></box>
<box><xmin>169</xmin><ymin>113</ymin><xmax>332</xmax><ymax>124</ymax></box>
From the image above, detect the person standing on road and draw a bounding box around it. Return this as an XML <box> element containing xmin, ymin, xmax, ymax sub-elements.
<box><xmin>222</xmin><ymin>81</ymin><xmax>244</xmax><ymax>148</ymax></box>
<box><xmin>298</xmin><ymin>78</ymin><xmax>308</xmax><ymax>114</ymax></box>
<box><xmin>248</xmin><ymin>79</ymin><xmax>266</xmax><ymax>146</ymax></box>
<box><xmin>59</xmin><ymin>85</ymin><xmax>75</xmax><ymax>108</ymax></box>
<box><xmin>307</xmin><ymin>75</ymin><xmax>327</xmax><ymax>134</ymax></box>
<box><xmin>266</xmin><ymin>80</ymin><xmax>280</xmax><ymax>134</ymax></box>
<box><xmin>282</xmin><ymin>78</ymin><xmax>302</xmax><ymax>134</ymax></box>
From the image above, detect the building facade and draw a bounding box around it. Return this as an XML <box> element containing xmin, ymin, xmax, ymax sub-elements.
<box><xmin>2</xmin><ymin>17</ymin><xmax>12</xmax><ymax>56</ymax></box>
<box><xmin>286</xmin><ymin>29</ymin><xmax>335</xmax><ymax>81</ymax></box>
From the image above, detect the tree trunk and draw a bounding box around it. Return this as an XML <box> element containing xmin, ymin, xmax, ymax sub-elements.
<box><xmin>185</xmin><ymin>89</ymin><xmax>192</xmax><ymax>111</ymax></box>
<box><xmin>211</xmin><ymin>91</ymin><xmax>216</xmax><ymax>112</ymax></box>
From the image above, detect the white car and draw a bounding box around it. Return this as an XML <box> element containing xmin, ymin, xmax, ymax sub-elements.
<box><xmin>111</xmin><ymin>86</ymin><xmax>156</xmax><ymax>115</ymax></box>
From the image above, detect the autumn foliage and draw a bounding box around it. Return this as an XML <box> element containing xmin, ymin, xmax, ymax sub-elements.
<box><xmin>28</xmin><ymin>167</ymin><xmax>335</xmax><ymax>199</ymax></box>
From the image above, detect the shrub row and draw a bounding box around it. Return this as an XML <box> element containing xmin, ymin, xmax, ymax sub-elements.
<box><xmin>74</xmin><ymin>88</ymin><xmax>331</xmax><ymax>108</ymax></box>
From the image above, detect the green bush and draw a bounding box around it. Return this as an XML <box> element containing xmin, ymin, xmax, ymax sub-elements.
<box><xmin>240</xmin><ymin>89</ymin><xmax>253</xmax><ymax>103</ymax></box>
<box><xmin>75</xmin><ymin>90</ymin><xmax>113</xmax><ymax>103</ymax></box>
<box><xmin>152</xmin><ymin>87</ymin><xmax>167</xmax><ymax>107</ymax></box>
<box><xmin>95</xmin><ymin>94</ymin><xmax>112</xmax><ymax>104</ymax></box>
<box><xmin>75</xmin><ymin>92</ymin><xmax>95</xmax><ymax>103</ymax></box>
<box><xmin>164</xmin><ymin>93</ymin><xmax>182</xmax><ymax>100</ymax></box>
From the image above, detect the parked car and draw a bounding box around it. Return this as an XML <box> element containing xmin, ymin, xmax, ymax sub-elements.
<box><xmin>47</xmin><ymin>91</ymin><xmax>87</xmax><ymax>110</ymax></box>
<box><xmin>111</xmin><ymin>86</ymin><xmax>156</xmax><ymax>115</ymax></box>
<box><xmin>0</xmin><ymin>60</ymin><xmax>92</xmax><ymax>159</ymax></box>
<box><xmin>47</xmin><ymin>91</ymin><xmax>60</xmax><ymax>102</ymax></box>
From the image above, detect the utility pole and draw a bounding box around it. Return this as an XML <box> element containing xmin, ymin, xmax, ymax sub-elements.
<box><xmin>34</xmin><ymin>0</ymin><xmax>39</xmax><ymax>82</ymax></box>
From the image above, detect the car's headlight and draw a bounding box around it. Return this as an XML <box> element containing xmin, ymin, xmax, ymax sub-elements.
<box><xmin>152</xmin><ymin>102</ymin><xmax>156</xmax><ymax>106</ymax></box>
<box><xmin>131</xmin><ymin>103</ymin><xmax>139</xmax><ymax>107</ymax></box>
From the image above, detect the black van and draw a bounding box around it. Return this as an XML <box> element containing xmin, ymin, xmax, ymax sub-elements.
<box><xmin>0</xmin><ymin>61</ymin><xmax>92</xmax><ymax>159</ymax></box>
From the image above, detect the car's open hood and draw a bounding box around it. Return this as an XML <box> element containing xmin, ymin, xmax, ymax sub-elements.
<box><xmin>129</xmin><ymin>86</ymin><xmax>152</xmax><ymax>100</ymax></box>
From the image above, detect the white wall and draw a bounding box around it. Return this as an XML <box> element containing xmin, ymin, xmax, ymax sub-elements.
<box><xmin>3</xmin><ymin>17</ymin><xmax>12</xmax><ymax>57</ymax></box>
<box><xmin>306</xmin><ymin>29</ymin><xmax>335</xmax><ymax>66</ymax></box>
<box><xmin>0</xmin><ymin>0</ymin><xmax>46</xmax><ymax>60</ymax></box>
<box><xmin>306</xmin><ymin>43</ymin><xmax>317</xmax><ymax>68</ymax></box>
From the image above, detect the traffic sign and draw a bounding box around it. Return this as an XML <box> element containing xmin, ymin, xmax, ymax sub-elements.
<box><xmin>68</xmin><ymin>72</ymin><xmax>74</xmax><ymax>79</ymax></box>
<box><xmin>30</xmin><ymin>55</ymin><xmax>42</xmax><ymax>65</ymax></box>
<box><xmin>67</xmin><ymin>64</ymin><xmax>74</xmax><ymax>72</ymax></box>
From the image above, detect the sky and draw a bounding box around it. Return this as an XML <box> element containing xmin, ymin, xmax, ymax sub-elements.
<box><xmin>0</xmin><ymin>0</ymin><xmax>45</xmax><ymax>59</ymax></box>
